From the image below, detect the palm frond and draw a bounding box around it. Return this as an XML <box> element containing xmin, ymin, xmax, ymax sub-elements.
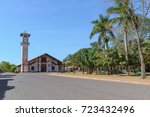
<box><xmin>107</xmin><ymin>7</ymin><xmax>122</xmax><ymax>15</ymax></box>
<box><xmin>90</xmin><ymin>27</ymin><xmax>101</xmax><ymax>39</ymax></box>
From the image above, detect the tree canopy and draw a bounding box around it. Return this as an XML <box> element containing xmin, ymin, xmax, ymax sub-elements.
<box><xmin>0</xmin><ymin>61</ymin><xmax>17</xmax><ymax>73</ymax></box>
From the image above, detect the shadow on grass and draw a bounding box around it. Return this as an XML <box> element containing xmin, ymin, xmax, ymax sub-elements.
<box><xmin>0</xmin><ymin>79</ymin><xmax>15</xmax><ymax>100</ymax></box>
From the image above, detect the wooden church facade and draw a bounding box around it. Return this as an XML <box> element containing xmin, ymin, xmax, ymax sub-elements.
<box><xmin>17</xmin><ymin>53</ymin><xmax>63</xmax><ymax>72</ymax></box>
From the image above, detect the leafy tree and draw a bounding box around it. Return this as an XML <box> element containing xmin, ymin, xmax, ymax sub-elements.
<box><xmin>0</xmin><ymin>61</ymin><xmax>11</xmax><ymax>72</ymax></box>
<box><xmin>63</xmin><ymin>54</ymin><xmax>72</xmax><ymax>67</ymax></box>
<box><xmin>0</xmin><ymin>61</ymin><xmax>17</xmax><ymax>73</ymax></box>
<box><xmin>10</xmin><ymin>64</ymin><xmax>17</xmax><ymax>73</ymax></box>
<box><xmin>0</xmin><ymin>64</ymin><xmax>2</xmax><ymax>73</ymax></box>
<box><xmin>128</xmin><ymin>40</ymin><xmax>140</xmax><ymax>72</ymax></box>
<box><xmin>143</xmin><ymin>40</ymin><xmax>150</xmax><ymax>66</ymax></box>
<box><xmin>72</xmin><ymin>48</ymin><xmax>95</xmax><ymax>74</ymax></box>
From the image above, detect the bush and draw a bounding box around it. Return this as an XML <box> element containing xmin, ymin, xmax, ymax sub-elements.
<box><xmin>115</xmin><ymin>69</ymin><xmax>124</xmax><ymax>74</ymax></box>
<box><xmin>135</xmin><ymin>69</ymin><xmax>141</xmax><ymax>76</ymax></box>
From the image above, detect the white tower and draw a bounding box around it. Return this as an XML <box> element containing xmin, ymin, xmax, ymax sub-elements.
<box><xmin>20</xmin><ymin>32</ymin><xmax>30</xmax><ymax>72</ymax></box>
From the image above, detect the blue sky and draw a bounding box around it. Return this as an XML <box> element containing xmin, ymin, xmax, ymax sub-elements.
<box><xmin>0</xmin><ymin>0</ymin><xmax>112</xmax><ymax>65</ymax></box>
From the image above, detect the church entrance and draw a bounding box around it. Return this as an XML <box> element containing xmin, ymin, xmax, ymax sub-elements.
<box><xmin>41</xmin><ymin>64</ymin><xmax>47</xmax><ymax>72</ymax></box>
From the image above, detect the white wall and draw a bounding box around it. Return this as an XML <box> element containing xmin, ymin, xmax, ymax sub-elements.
<box><xmin>29</xmin><ymin>63</ymin><xmax>38</xmax><ymax>72</ymax></box>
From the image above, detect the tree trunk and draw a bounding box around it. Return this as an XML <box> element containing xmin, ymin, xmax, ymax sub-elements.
<box><xmin>116</xmin><ymin>66</ymin><xmax>119</xmax><ymax>75</ymax></box>
<box><xmin>123</xmin><ymin>28</ymin><xmax>130</xmax><ymax>75</ymax></box>
<box><xmin>107</xmin><ymin>67</ymin><xmax>109</xmax><ymax>75</ymax></box>
<box><xmin>133</xmin><ymin>65</ymin><xmax>136</xmax><ymax>73</ymax></box>
<box><xmin>132</xmin><ymin>20</ymin><xmax>146</xmax><ymax>78</ymax></box>
<box><xmin>73</xmin><ymin>67</ymin><xmax>75</xmax><ymax>74</ymax></box>
<box><xmin>82</xmin><ymin>67</ymin><xmax>84</xmax><ymax>74</ymax></box>
<box><xmin>127</xmin><ymin>0</ymin><xmax>146</xmax><ymax>78</ymax></box>
<box><xmin>96</xmin><ymin>67</ymin><xmax>99</xmax><ymax>74</ymax></box>
<box><xmin>87</xmin><ymin>69</ymin><xmax>90</xmax><ymax>74</ymax></box>
<box><xmin>90</xmin><ymin>69</ymin><xmax>93</xmax><ymax>74</ymax></box>
<box><xmin>136</xmin><ymin>36</ymin><xmax>146</xmax><ymax>78</ymax></box>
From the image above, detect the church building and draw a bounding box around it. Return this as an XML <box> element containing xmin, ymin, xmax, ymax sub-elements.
<box><xmin>17</xmin><ymin>53</ymin><xmax>63</xmax><ymax>72</ymax></box>
<box><xmin>17</xmin><ymin>32</ymin><xmax>63</xmax><ymax>72</ymax></box>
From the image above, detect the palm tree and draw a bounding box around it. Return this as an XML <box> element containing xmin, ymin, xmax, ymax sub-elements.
<box><xmin>107</xmin><ymin>0</ymin><xmax>131</xmax><ymax>75</ymax></box>
<box><xmin>90</xmin><ymin>14</ymin><xmax>114</xmax><ymax>50</ymax></box>
<box><xmin>90</xmin><ymin>14</ymin><xmax>115</xmax><ymax>74</ymax></box>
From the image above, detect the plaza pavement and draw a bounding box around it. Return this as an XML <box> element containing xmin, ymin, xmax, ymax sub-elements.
<box><xmin>0</xmin><ymin>72</ymin><xmax>150</xmax><ymax>100</ymax></box>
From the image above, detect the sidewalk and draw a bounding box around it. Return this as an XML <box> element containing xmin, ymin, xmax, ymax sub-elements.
<box><xmin>45</xmin><ymin>73</ymin><xmax>150</xmax><ymax>86</ymax></box>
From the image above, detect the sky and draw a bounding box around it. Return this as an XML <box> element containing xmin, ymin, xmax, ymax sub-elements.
<box><xmin>0</xmin><ymin>0</ymin><xmax>113</xmax><ymax>65</ymax></box>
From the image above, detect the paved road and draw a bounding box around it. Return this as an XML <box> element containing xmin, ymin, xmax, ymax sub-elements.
<box><xmin>1</xmin><ymin>73</ymin><xmax>150</xmax><ymax>100</ymax></box>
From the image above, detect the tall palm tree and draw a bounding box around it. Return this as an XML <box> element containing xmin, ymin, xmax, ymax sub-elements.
<box><xmin>107</xmin><ymin>0</ymin><xmax>131</xmax><ymax>75</ymax></box>
<box><xmin>90</xmin><ymin>14</ymin><xmax>114</xmax><ymax>50</ymax></box>
<box><xmin>90</xmin><ymin>14</ymin><xmax>114</xmax><ymax>74</ymax></box>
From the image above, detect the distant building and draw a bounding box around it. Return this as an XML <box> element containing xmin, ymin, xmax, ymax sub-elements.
<box><xmin>17</xmin><ymin>53</ymin><xmax>63</xmax><ymax>72</ymax></box>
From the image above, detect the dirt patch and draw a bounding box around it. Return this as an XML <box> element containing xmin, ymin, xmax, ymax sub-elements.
<box><xmin>44</xmin><ymin>73</ymin><xmax>150</xmax><ymax>86</ymax></box>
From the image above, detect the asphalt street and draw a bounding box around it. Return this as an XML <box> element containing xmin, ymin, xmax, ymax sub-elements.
<box><xmin>0</xmin><ymin>73</ymin><xmax>150</xmax><ymax>100</ymax></box>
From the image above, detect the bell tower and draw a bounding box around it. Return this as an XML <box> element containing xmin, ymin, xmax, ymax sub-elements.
<box><xmin>20</xmin><ymin>32</ymin><xmax>30</xmax><ymax>72</ymax></box>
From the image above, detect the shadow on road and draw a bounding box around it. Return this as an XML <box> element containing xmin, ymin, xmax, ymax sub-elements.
<box><xmin>0</xmin><ymin>79</ymin><xmax>15</xmax><ymax>100</ymax></box>
<box><xmin>0</xmin><ymin>73</ymin><xmax>15</xmax><ymax>100</ymax></box>
<box><xmin>0</xmin><ymin>74</ymin><xmax>16</xmax><ymax>78</ymax></box>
